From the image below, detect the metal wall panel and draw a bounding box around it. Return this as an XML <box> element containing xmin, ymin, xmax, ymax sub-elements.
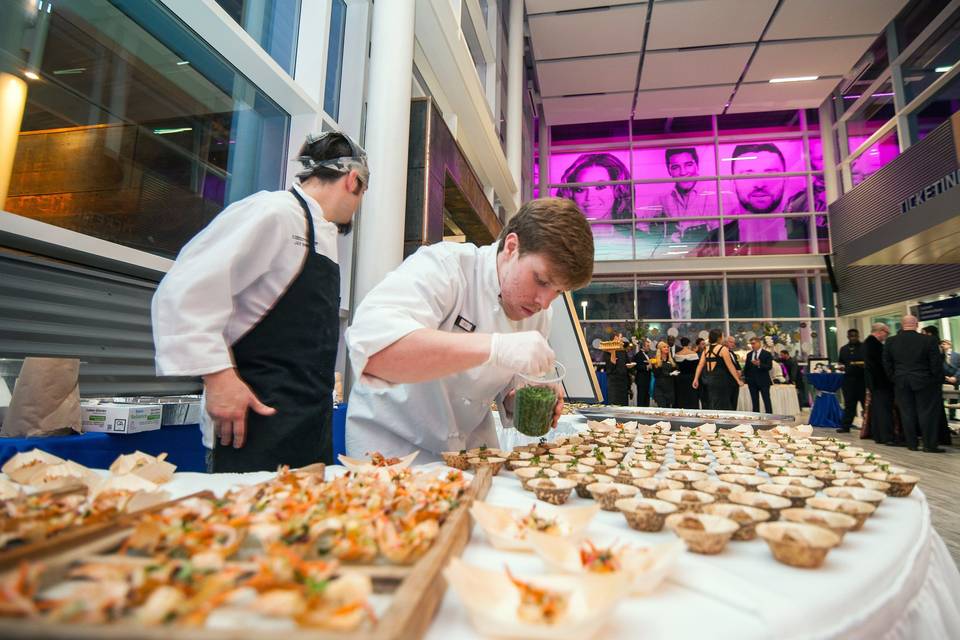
<box><xmin>831</xmin><ymin>118</ymin><xmax>960</xmax><ymax>315</ymax></box>
<box><xmin>0</xmin><ymin>252</ymin><xmax>200</xmax><ymax>397</ymax></box>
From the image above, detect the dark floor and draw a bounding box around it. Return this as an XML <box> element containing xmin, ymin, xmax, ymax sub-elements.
<box><xmin>812</xmin><ymin>424</ymin><xmax>960</xmax><ymax>567</ymax></box>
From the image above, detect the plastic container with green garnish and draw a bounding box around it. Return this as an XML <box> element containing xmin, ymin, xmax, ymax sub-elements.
<box><xmin>513</xmin><ymin>362</ymin><xmax>565</xmax><ymax>437</ymax></box>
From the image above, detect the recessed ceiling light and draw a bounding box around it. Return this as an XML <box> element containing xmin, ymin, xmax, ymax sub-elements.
<box><xmin>53</xmin><ymin>68</ymin><xmax>86</xmax><ymax>75</ymax></box>
<box><xmin>153</xmin><ymin>127</ymin><xmax>193</xmax><ymax>135</ymax></box>
<box><xmin>721</xmin><ymin>156</ymin><xmax>757</xmax><ymax>161</ymax></box>
<box><xmin>23</xmin><ymin>70</ymin><xmax>39</xmax><ymax>80</ymax></box>
<box><xmin>769</xmin><ymin>75</ymin><xmax>819</xmax><ymax>83</ymax></box>
<box><xmin>176</xmin><ymin>61</ymin><xmax>190</xmax><ymax>66</ymax></box>
<box><xmin>935</xmin><ymin>65</ymin><xmax>953</xmax><ymax>73</ymax></box>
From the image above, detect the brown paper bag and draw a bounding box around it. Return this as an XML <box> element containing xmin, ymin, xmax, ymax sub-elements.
<box><xmin>0</xmin><ymin>357</ymin><xmax>82</xmax><ymax>437</ymax></box>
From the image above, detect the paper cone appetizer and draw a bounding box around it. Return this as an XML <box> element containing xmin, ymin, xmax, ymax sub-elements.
<box><xmin>806</xmin><ymin>497</ymin><xmax>876</xmax><ymax>530</ymax></box>
<box><xmin>89</xmin><ymin>474</ymin><xmax>171</xmax><ymax>513</ymax></box>
<box><xmin>469</xmin><ymin>456</ymin><xmax>507</xmax><ymax>475</ymax></box>
<box><xmin>831</xmin><ymin>478</ymin><xmax>891</xmax><ymax>493</ymax></box>
<box><xmin>441</xmin><ymin>450</ymin><xmax>471</xmax><ymax>470</ymax></box>
<box><xmin>616</xmin><ymin>497</ymin><xmax>678</xmax><ymax>532</ymax></box>
<box><xmin>337</xmin><ymin>451</ymin><xmax>418</xmax><ymax>475</ymax></box>
<box><xmin>756</xmin><ymin>522</ymin><xmax>840</xmax><ymax>569</ymax></box>
<box><xmin>25</xmin><ymin>459</ymin><xmax>98</xmax><ymax>490</ymax></box>
<box><xmin>110</xmin><ymin>451</ymin><xmax>177</xmax><ymax>484</ymax></box>
<box><xmin>469</xmin><ymin>501</ymin><xmax>600</xmax><ymax>551</ymax></box>
<box><xmin>664</xmin><ymin>470</ymin><xmax>708</xmax><ymax>489</ymax></box>
<box><xmin>2</xmin><ymin>448</ymin><xmax>65</xmax><ymax>484</ymax></box>
<box><xmin>516</xmin><ymin>467</ymin><xmax>560</xmax><ymax>491</ymax></box>
<box><xmin>0</xmin><ymin>477</ymin><xmax>22</xmax><ymax>501</ymax></box>
<box><xmin>665</xmin><ymin>513</ymin><xmax>738</xmax><ymax>554</ymax></box>
<box><xmin>718</xmin><ymin>473</ymin><xmax>767</xmax><ymax>489</ymax></box>
<box><xmin>529</xmin><ymin>534</ymin><xmax>683</xmax><ymax>595</ymax></box>
<box><xmin>770</xmin><ymin>476</ymin><xmax>825</xmax><ymax>490</ymax></box>
<box><xmin>569</xmin><ymin>473</ymin><xmax>612</xmax><ymax>499</ymax></box>
<box><xmin>823</xmin><ymin>486</ymin><xmax>885</xmax><ymax>507</ymax></box>
<box><xmin>864</xmin><ymin>472</ymin><xmax>919</xmax><ymax>497</ymax></box>
<box><xmin>703</xmin><ymin>503</ymin><xmax>770</xmax><ymax>541</ymax></box>
<box><xmin>780</xmin><ymin>508</ymin><xmax>857</xmax><ymax>542</ymax></box>
<box><xmin>443</xmin><ymin>558</ymin><xmax>628</xmax><ymax>639</ymax></box>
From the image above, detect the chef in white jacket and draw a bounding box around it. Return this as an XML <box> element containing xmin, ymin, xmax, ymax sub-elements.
<box><xmin>345</xmin><ymin>197</ymin><xmax>595</xmax><ymax>460</ymax></box>
<box><xmin>152</xmin><ymin>132</ymin><xmax>367</xmax><ymax>472</ymax></box>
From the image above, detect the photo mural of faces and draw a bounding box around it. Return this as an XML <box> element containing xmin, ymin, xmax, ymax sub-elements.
<box><xmin>545</xmin><ymin>134</ymin><xmax>828</xmax><ymax>258</ymax></box>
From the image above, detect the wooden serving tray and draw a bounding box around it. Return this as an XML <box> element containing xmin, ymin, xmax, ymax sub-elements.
<box><xmin>0</xmin><ymin>490</ymin><xmax>216</xmax><ymax>572</ymax></box>
<box><xmin>0</xmin><ymin>466</ymin><xmax>493</xmax><ymax>640</ymax></box>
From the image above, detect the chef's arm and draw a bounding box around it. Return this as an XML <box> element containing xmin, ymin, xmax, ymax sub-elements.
<box><xmin>363</xmin><ymin>330</ymin><xmax>492</xmax><ymax>384</ymax></box>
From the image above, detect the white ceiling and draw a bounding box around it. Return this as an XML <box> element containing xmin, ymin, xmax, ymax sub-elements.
<box><xmin>527</xmin><ymin>0</ymin><xmax>910</xmax><ymax>126</ymax></box>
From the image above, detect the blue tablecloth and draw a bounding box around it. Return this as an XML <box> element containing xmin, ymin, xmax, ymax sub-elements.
<box><xmin>596</xmin><ymin>371</ymin><xmax>609</xmax><ymax>404</ymax></box>
<box><xmin>807</xmin><ymin>372</ymin><xmax>845</xmax><ymax>428</ymax></box>
<box><xmin>0</xmin><ymin>424</ymin><xmax>206</xmax><ymax>471</ymax></box>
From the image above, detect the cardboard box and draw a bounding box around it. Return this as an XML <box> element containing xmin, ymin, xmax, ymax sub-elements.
<box><xmin>81</xmin><ymin>402</ymin><xmax>162</xmax><ymax>434</ymax></box>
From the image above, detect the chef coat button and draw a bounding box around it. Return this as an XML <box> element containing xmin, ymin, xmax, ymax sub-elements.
<box><xmin>463</xmin><ymin>397</ymin><xmax>472</xmax><ymax>405</ymax></box>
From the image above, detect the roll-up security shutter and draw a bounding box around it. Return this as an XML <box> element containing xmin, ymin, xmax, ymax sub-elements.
<box><xmin>0</xmin><ymin>252</ymin><xmax>200</xmax><ymax>397</ymax></box>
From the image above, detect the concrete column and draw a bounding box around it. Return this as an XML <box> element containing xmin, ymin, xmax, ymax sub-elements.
<box><xmin>505</xmin><ymin>0</ymin><xmax>523</xmax><ymax>211</ymax></box>
<box><xmin>352</xmin><ymin>0</ymin><xmax>415</xmax><ymax>305</ymax></box>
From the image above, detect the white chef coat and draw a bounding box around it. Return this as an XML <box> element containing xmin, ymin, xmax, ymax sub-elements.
<box><xmin>345</xmin><ymin>242</ymin><xmax>552</xmax><ymax>462</ymax></box>
<box><xmin>151</xmin><ymin>184</ymin><xmax>339</xmax><ymax>448</ymax></box>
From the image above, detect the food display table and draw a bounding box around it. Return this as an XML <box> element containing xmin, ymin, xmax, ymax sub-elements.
<box><xmin>807</xmin><ymin>373</ymin><xmax>845</xmax><ymax>428</ymax></box>
<box><xmin>737</xmin><ymin>384</ymin><xmax>801</xmax><ymax>418</ymax></box>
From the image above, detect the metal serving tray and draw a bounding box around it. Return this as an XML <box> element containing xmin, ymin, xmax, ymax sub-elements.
<box><xmin>576</xmin><ymin>405</ymin><xmax>794</xmax><ymax>430</ymax></box>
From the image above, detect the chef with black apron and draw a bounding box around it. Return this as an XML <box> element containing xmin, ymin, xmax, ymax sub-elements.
<box><xmin>152</xmin><ymin>132</ymin><xmax>368</xmax><ymax>472</ymax></box>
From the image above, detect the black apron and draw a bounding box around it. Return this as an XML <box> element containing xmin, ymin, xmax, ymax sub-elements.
<box><xmin>211</xmin><ymin>188</ymin><xmax>339</xmax><ymax>472</ymax></box>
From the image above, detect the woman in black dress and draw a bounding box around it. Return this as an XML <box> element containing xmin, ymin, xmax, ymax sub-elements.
<box><xmin>602</xmin><ymin>334</ymin><xmax>631</xmax><ymax>406</ymax></box>
<box><xmin>693</xmin><ymin>329</ymin><xmax>743</xmax><ymax>410</ymax></box>
<box><xmin>674</xmin><ymin>337</ymin><xmax>700</xmax><ymax>409</ymax></box>
<box><xmin>652</xmin><ymin>340</ymin><xmax>677</xmax><ymax>408</ymax></box>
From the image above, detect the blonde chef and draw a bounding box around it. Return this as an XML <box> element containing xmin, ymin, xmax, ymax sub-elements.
<box><xmin>344</xmin><ymin>198</ymin><xmax>595</xmax><ymax>461</ymax></box>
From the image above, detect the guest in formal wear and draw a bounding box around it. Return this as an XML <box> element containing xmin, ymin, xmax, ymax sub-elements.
<box><xmin>838</xmin><ymin>328</ymin><xmax>866</xmax><ymax>433</ymax></box>
<box><xmin>652</xmin><ymin>341</ymin><xmax>677</xmax><ymax>408</ymax></box>
<box><xmin>921</xmin><ymin>326</ymin><xmax>952</xmax><ymax>445</ymax></box>
<box><xmin>744</xmin><ymin>337</ymin><xmax>774</xmax><ymax>413</ymax></box>
<box><xmin>674</xmin><ymin>337</ymin><xmax>700</xmax><ymax>409</ymax></box>
<box><xmin>667</xmin><ymin>334</ymin><xmax>677</xmax><ymax>359</ymax></box>
<box><xmin>693</xmin><ymin>329</ymin><xmax>743</xmax><ymax>410</ymax></box>
<box><xmin>633</xmin><ymin>338</ymin><xmax>653</xmax><ymax>407</ymax></box>
<box><xmin>602</xmin><ymin>333</ymin><xmax>631</xmax><ymax>406</ymax></box>
<box><xmin>883</xmin><ymin>316</ymin><xmax>944</xmax><ymax>452</ymax></box>
<box><xmin>726</xmin><ymin>336</ymin><xmax>742</xmax><ymax>409</ymax></box>
<box><xmin>864</xmin><ymin>323</ymin><xmax>895</xmax><ymax>445</ymax></box>
<box><xmin>941</xmin><ymin>340</ymin><xmax>960</xmax><ymax>420</ymax></box>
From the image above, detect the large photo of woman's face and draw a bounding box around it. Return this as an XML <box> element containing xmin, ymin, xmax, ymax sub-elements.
<box><xmin>553</xmin><ymin>153</ymin><xmax>632</xmax><ymax>221</ymax></box>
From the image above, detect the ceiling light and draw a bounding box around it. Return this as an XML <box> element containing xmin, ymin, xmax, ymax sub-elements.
<box><xmin>23</xmin><ymin>70</ymin><xmax>39</xmax><ymax>80</ymax></box>
<box><xmin>721</xmin><ymin>156</ymin><xmax>756</xmax><ymax>161</ymax></box>
<box><xmin>665</xmin><ymin>250</ymin><xmax>689</xmax><ymax>255</ymax></box>
<box><xmin>935</xmin><ymin>65</ymin><xmax>953</xmax><ymax>73</ymax></box>
<box><xmin>53</xmin><ymin>68</ymin><xmax>85</xmax><ymax>75</ymax></box>
<box><xmin>176</xmin><ymin>61</ymin><xmax>190</xmax><ymax>66</ymax></box>
<box><xmin>153</xmin><ymin>127</ymin><xmax>192</xmax><ymax>135</ymax></box>
<box><xmin>769</xmin><ymin>76</ymin><xmax>819</xmax><ymax>83</ymax></box>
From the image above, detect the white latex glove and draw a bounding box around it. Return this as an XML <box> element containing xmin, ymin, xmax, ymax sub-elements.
<box><xmin>487</xmin><ymin>331</ymin><xmax>555</xmax><ymax>376</ymax></box>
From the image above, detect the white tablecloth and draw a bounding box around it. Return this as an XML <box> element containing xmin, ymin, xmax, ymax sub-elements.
<box><xmin>127</xmin><ymin>441</ymin><xmax>960</xmax><ymax>640</ymax></box>
<box><xmin>737</xmin><ymin>383</ymin><xmax>801</xmax><ymax>417</ymax></box>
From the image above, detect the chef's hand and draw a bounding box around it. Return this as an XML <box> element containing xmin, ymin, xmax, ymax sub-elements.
<box><xmin>203</xmin><ymin>368</ymin><xmax>276</xmax><ymax>448</ymax></box>
<box><xmin>487</xmin><ymin>331</ymin><xmax>555</xmax><ymax>376</ymax></box>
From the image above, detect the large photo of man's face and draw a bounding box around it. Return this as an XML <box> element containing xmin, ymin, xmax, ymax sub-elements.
<box><xmin>730</xmin><ymin>143</ymin><xmax>787</xmax><ymax>214</ymax></box>
<box><xmin>666</xmin><ymin>148</ymin><xmax>699</xmax><ymax>194</ymax></box>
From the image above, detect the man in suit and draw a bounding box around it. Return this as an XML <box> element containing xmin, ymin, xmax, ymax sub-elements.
<box><xmin>744</xmin><ymin>337</ymin><xmax>773</xmax><ymax>413</ymax></box>
<box><xmin>726</xmin><ymin>336</ymin><xmax>742</xmax><ymax>409</ymax></box>
<box><xmin>883</xmin><ymin>315</ymin><xmax>944</xmax><ymax>452</ymax></box>
<box><xmin>941</xmin><ymin>340</ymin><xmax>960</xmax><ymax>420</ymax></box>
<box><xmin>864</xmin><ymin>323</ymin><xmax>895</xmax><ymax>445</ymax></box>
<box><xmin>632</xmin><ymin>338</ymin><xmax>653</xmax><ymax>407</ymax></box>
<box><xmin>838</xmin><ymin>328</ymin><xmax>866</xmax><ymax>433</ymax></box>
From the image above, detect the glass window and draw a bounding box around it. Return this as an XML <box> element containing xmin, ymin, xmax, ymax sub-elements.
<box><xmin>728</xmin><ymin>278</ymin><xmax>808</xmax><ymax>318</ymax></box>
<box><xmin>631</xmin><ymin>115</ymin><xmax>713</xmax><ymax>141</ymax></box>
<box><xmin>843</xmin><ymin>81</ymin><xmax>896</xmax><ymax>154</ymax></box>
<box><xmin>729</xmin><ymin>320</ymin><xmax>816</xmax><ymax>358</ymax></box>
<box><xmin>550</xmin><ymin>151</ymin><xmax>632</xmax><ymax>220</ymax></box>
<box><xmin>718</xmin><ymin>139</ymin><xmax>807</xmax><ymax>175</ymax></box>
<box><xmin>583</xmin><ymin>321</ymin><xmax>637</xmax><ymax>362</ymax></box>
<box><xmin>825</xmin><ymin>321</ymin><xmax>838</xmax><ymax>360</ymax></box>
<box><xmin>717</xmin><ymin>110</ymin><xmax>802</xmax><ymax>134</ymax></box>
<box><xmin>833</xmin><ymin>36</ymin><xmax>889</xmax><ymax>119</ymax></box>
<box><xmin>592</xmin><ymin>221</ymin><xmax>635</xmax><ymax>261</ymax></box>
<box><xmin>810</xmin><ymin>278</ymin><xmax>836</xmax><ymax>317</ymax></box>
<box><xmin>910</xmin><ymin>71</ymin><xmax>960</xmax><ymax>141</ymax></box>
<box><xmin>213</xmin><ymin>0</ymin><xmax>301</xmax><ymax>74</ymax></box>
<box><xmin>638</xmin><ymin>322</ymin><xmax>719</xmax><ymax>347</ymax></box>
<box><xmin>632</xmin><ymin>145</ymin><xmax>717</xmax><ymax>181</ymax></box>
<box><xmin>323</xmin><ymin>0</ymin><xmax>347</xmax><ymax>119</ymax></box>
<box><xmin>635</xmin><ymin>279</ymin><xmax>723</xmax><ymax>319</ymax></box>
<box><xmin>4</xmin><ymin>0</ymin><xmax>289</xmax><ymax>258</ymax></box>
<box><xmin>635</xmin><ymin>181</ymin><xmax>721</xmax><ymax>224</ymax></box>
<box><xmin>897</xmin><ymin>0</ymin><xmax>955</xmax><ymax>55</ymax></box>
<box><xmin>901</xmin><ymin>12</ymin><xmax>960</xmax><ymax>103</ymax></box>
<box><xmin>850</xmin><ymin>128</ymin><xmax>900</xmax><ymax>187</ymax></box>
<box><xmin>723</xmin><ymin>215</ymin><xmax>812</xmax><ymax>256</ymax></box>
<box><xmin>720</xmin><ymin>176</ymin><xmax>808</xmax><ymax>215</ymax></box>
<box><xmin>571</xmin><ymin>281</ymin><xmax>634</xmax><ymax>320</ymax></box>
<box><xmin>635</xmin><ymin>218</ymin><xmax>723</xmax><ymax>259</ymax></box>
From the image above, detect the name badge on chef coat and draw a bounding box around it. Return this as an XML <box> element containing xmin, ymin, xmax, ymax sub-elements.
<box><xmin>454</xmin><ymin>315</ymin><xmax>476</xmax><ymax>333</ymax></box>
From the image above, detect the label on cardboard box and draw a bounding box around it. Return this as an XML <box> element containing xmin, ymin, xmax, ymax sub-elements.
<box><xmin>81</xmin><ymin>402</ymin><xmax>162</xmax><ymax>434</ymax></box>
